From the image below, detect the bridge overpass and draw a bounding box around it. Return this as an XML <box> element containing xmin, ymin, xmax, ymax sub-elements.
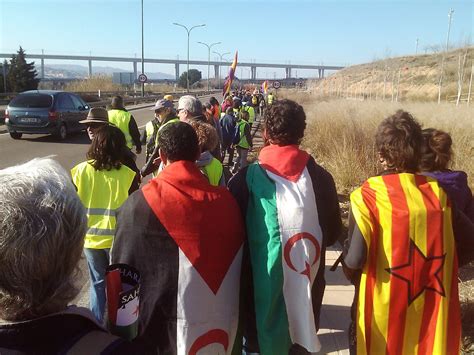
<box><xmin>0</xmin><ymin>53</ymin><xmax>344</xmax><ymax>81</ymax></box>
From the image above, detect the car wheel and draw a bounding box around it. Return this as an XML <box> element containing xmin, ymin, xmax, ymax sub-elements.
<box><xmin>9</xmin><ymin>132</ymin><xmax>22</xmax><ymax>140</ymax></box>
<box><xmin>56</xmin><ymin>123</ymin><xmax>67</xmax><ymax>140</ymax></box>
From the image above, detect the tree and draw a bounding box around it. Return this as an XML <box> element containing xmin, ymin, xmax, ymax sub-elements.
<box><xmin>0</xmin><ymin>60</ymin><xmax>7</xmax><ymax>92</ymax></box>
<box><xmin>178</xmin><ymin>69</ymin><xmax>202</xmax><ymax>88</ymax></box>
<box><xmin>7</xmin><ymin>47</ymin><xmax>40</xmax><ymax>92</ymax></box>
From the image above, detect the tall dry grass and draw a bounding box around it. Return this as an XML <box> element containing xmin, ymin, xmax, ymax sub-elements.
<box><xmin>64</xmin><ymin>75</ymin><xmax>176</xmax><ymax>93</ymax></box>
<box><xmin>282</xmin><ymin>91</ymin><xmax>473</xmax><ymax>193</ymax></box>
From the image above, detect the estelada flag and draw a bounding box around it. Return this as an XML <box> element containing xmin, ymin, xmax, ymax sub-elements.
<box><xmin>261</xmin><ymin>80</ymin><xmax>268</xmax><ymax>94</ymax></box>
<box><xmin>351</xmin><ymin>173</ymin><xmax>460</xmax><ymax>355</ymax></box>
<box><xmin>222</xmin><ymin>51</ymin><xmax>238</xmax><ymax>97</ymax></box>
<box><xmin>244</xmin><ymin>145</ymin><xmax>324</xmax><ymax>354</ymax></box>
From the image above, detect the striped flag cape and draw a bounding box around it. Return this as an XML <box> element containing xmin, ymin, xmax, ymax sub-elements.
<box><xmin>351</xmin><ymin>173</ymin><xmax>460</xmax><ymax>355</ymax></box>
<box><xmin>244</xmin><ymin>145</ymin><xmax>324</xmax><ymax>354</ymax></box>
<box><xmin>222</xmin><ymin>51</ymin><xmax>238</xmax><ymax>96</ymax></box>
<box><xmin>261</xmin><ymin>80</ymin><xmax>268</xmax><ymax>94</ymax></box>
<box><xmin>111</xmin><ymin>161</ymin><xmax>245</xmax><ymax>353</ymax></box>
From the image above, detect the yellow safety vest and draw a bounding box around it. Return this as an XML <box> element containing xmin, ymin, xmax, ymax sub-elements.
<box><xmin>237</xmin><ymin>120</ymin><xmax>250</xmax><ymax>149</ymax></box>
<box><xmin>201</xmin><ymin>157</ymin><xmax>224</xmax><ymax>186</ymax></box>
<box><xmin>108</xmin><ymin>109</ymin><xmax>133</xmax><ymax>149</ymax></box>
<box><xmin>242</xmin><ymin>105</ymin><xmax>255</xmax><ymax>123</ymax></box>
<box><xmin>71</xmin><ymin>161</ymin><xmax>135</xmax><ymax>249</ymax></box>
<box><xmin>145</xmin><ymin>120</ymin><xmax>160</xmax><ymax>157</ymax></box>
<box><xmin>267</xmin><ymin>94</ymin><xmax>274</xmax><ymax>105</ymax></box>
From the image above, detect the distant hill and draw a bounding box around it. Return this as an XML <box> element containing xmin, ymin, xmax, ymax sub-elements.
<box><xmin>310</xmin><ymin>46</ymin><xmax>473</xmax><ymax>102</ymax></box>
<box><xmin>36</xmin><ymin>64</ymin><xmax>174</xmax><ymax>80</ymax></box>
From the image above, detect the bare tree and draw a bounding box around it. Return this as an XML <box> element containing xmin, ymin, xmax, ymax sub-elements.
<box><xmin>456</xmin><ymin>49</ymin><xmax>468</xmax><ymax>105</ymax></box>
<box><xmin>467</xmin><ymin>62</ymin><xmax>473</xmax><ymax>106</ymax></box>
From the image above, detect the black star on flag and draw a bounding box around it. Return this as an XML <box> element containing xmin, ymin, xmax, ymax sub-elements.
<box><xmin>386</xmin><ymin>240</ymin><xmax>446</xmax><ymax>304</ymax></box>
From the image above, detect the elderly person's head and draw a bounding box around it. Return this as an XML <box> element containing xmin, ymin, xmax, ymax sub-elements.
<box><xmin>0</xmin><ymin>158</ymin><xmax>87</xmax><ymax>321</ymax></box>
<box><xmin>110</xmin><ymin>96</ymin><xmax>125</xmax><ymax>110</ymax></box>
<box><xmin>177</xmin><ymin>95</ymin><xmax>204</xmax><ymax>122</ymax></box>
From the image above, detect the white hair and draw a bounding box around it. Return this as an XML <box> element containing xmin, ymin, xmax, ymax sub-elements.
<box><xmin>178</xmin><ymin>95</ymin><xmax>203</xmax><ymax>117</ymax></box>
<box><xmin>0</xmin><ymin>158</ymin><xmax>87</xmax><ymax>321</ymax></box>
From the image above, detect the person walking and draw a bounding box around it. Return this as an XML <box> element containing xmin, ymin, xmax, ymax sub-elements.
<box><xmin>343</xmin><ymin>111</ymin><xmax>474</xmax><ymax>355</ymax></box>
<box><xmin>232</xmin><ymin>110</ymin><xmax>252</xmax><ymax>173</ymax></box>
<box><xmin>71</xmin><ymin>108</ymin><xmax>136</xmax><ymax>324</ymax></box>
<box><xmin>228</xmin><ymin>100</ymin><xmax>342</xmax><ymax>355</ymax></box>
<box><xmin>140</xmin><ymin>99</ymin><xmax>179</xmax><ymax>177</ymax></box>
<box><xmin>108</xmin><ymin>96</ymin><xmax>142</xmax><ymax>155</ymax></box>
<box><xmin>111</xmin><ymin>122</ymin><xmax>245</xmax><ymax>353</ymax></box>
<box><xmin>220</xmin><ymin>107</ymin><xmax>237</xmax><ymax>166</ymax></box>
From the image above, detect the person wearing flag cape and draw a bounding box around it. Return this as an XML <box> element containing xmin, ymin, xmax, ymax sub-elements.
<box><xmin>111</xmin><ymin>122</ymin><xmax>245</xmax><ymax>354</ymax></box>
<box><xmin>343</xmin><ymin>110</ymin><xmax>474</xmax><ymax>355</ymax></box>
<box><xmin>228</xmin><ymin>99</ymin><xmax>342</xmax><ymax>354</ymax></box>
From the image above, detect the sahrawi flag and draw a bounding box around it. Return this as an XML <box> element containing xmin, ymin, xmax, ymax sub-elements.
<box><xmin>142</xmin><ymin>161</ymin><xmax>244</xmax><ymax>354</ymax></box>
<box><xmin>222</xmin><ymin>51</ymin><xmax>238</xmax><ymax>96</ymax></box>
<box><xmin>106</xmin><ymin>264</ymin><xmax>140</xmax><ymax>341</ymax></box>
<box><xmin>351</xmin><ymin>174</ymin><xmax>460</xmax><ymax>355</ymax></box>
<box><xmin>245</xmin><ymin>146</ymin><xmax>323</xmax><ymax>354</ymax></box>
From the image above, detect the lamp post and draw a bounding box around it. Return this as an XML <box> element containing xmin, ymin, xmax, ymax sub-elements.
<box><xmin>213</xmin><ymin>51</ymin><xmax>230</xmax><ymax>89</ymax></box>
<box><xmin>198</xmin><ymin>41</ymin><xmax>221</xmax><ymax>92</ymax></box>
<box><xmin>173</xmin><ymin>22</ymin><xmax>206</xmax><ymax>92</ymax></box>
<box><xmin>141</xmin><ymin>0</ymin><xmax>145</xmax><ymax>97</ymax></box>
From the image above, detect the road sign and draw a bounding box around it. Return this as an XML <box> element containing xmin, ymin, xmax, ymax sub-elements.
<box><xmin>138</xmin><ymin>74</ymin><xmax>147</xmax><ymax>83</ymax></box>
<box><xmin>273</xmin><ymin>81</ymin><xmax>281</xmax><ymax>89</ymax></box>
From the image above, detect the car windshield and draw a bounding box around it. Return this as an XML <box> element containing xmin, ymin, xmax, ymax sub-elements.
<box><xmin>9</xmin><ymin>94</ymin><xmax>53</xmax><ymax>108</ymax></box>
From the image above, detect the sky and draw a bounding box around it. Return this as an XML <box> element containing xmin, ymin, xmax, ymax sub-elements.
<box><xmin>0</xmin><ymin>0</ymin><xmax>472</xmax><ymax>78</ymax></box>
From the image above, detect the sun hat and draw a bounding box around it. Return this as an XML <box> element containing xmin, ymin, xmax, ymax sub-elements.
<box><xmin>79</xmin><ymin>107</ymin><xmax>109</xmax><ymax>124</ymax></box>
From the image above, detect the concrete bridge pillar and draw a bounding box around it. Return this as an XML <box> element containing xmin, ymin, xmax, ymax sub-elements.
<box><xmin>318</xmin><ymin>69</ymin><xmax>322</xmax><ymax>78</ymax></box>
<box><xmin>321</xmin><ymin>69</ymin><xmax>325</xmax><ymax>78</ymax></box>
<box><xmin>214</xmin><ymin>65</ymin><xmax>219</xmax><ymax>80</ymax></box>
<box><xmin>251</xmin><ymin>66</ymin><xmax>257</xmax><ymax>80</ymax></box>
<box><xmin>88</xmin><ymin>59</ymin><xmax>92</xmax><ymax>77</ymax></box>
<box><xmin>41</xmin><ymin>57</ymin><xmax>45</xmax><ymax>79</ymax></box>
<box><xmin>285</xmin><ymin>67</ymin><xmax>292</xmax><ymax>79</ymax></box>
<box><xmin>175</xmin><ymin>63</ymin><xmax>180</xmax><ymax>81</ymax></box>
<box><xmin>133</xmin><ymin>61</ymin><xmax>137</xmax><ymax>79</ymax></box>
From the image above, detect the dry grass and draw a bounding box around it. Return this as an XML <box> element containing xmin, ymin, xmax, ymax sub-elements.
<box><xmin>281</xmin><ymin>90</ymin><xmax>474</xmax><ymax>352</ymax></box>
<box><xmin>308</xmin><ymin>47</ymin><xmax>474</xmax><ymax>102</ymax></box>
<box><xmin>63</xmin><ymin>75</ymin><xmax>176</xmax><ymax>93</ymax></box>
<box><xmin>281</xmin><ymin>91</ymin><xmax>473</xmax><ymax>193</ymax></box>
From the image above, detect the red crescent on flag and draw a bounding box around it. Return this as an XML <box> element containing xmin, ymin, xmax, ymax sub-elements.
<box><xmin>284</xmin><ymin>232</ymin><xmax>321</xmax><ymax>280</ymax></box>
<box><xmin>189</xmin><ymin>329</ymin><xmax>229</xmax><ymax>355</ymax></box>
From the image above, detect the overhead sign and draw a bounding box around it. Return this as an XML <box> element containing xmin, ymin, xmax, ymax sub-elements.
<box><xmin>138</xmin><ymin>74</ymin><xmax>148</xmax><ymax>83</ymax></box>
<box><xmin>273</xmin><ymin>81</ymin><xmax>281</xmax><ymax>89</ymax></box>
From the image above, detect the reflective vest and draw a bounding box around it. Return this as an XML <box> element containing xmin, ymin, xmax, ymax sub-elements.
<box><xmin>267</xmin><ymin>94</ymin><xmax>274</xmax><ymax>105</ymax></box>
<box><xmin>108</xmin><ymin>109</ymin><xmax>133</xmax><ymax>149</ymax></box>
<box><xmin>237</xmin><ymin>120</ymin><xmax>250</xmax><ymax>149</ymax></box>
<box><xmin>71</xmin><ymin>161</ymin><xmax>135</xmax><ymax>249</ymax></box>
<box><xmin>155</xmin><ymin>117</ymin><xmax>179</xmax><ymax>146</ymax></box>
<box><xmin>145</xmin><ymin>120</ymin><xmax>160</xmax><ymax>157</ymax></box>
<box><xmin>242</xmin><ymin>105</ymin><xmax>255</xmax><ymax>123</ymax></box>
<box><xmin>200</xmin><ymin>157</ymin><xmax>224</xmax><ymax>186</ymax></box>
<box><xmin>252</xmin><ymin>95</ymin><xmax>258</xmax><ymax>105</ymax></box>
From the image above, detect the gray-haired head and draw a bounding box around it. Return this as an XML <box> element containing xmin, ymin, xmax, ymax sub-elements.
<box><xmin>0</xmin><ymin>158</ymin><xmax>87</xmax><ymax>321</ymax></box>
<box><xmin>177</xmin><ymin>95</ymin><xmax>204</xmax><ymax>121</ymax></box>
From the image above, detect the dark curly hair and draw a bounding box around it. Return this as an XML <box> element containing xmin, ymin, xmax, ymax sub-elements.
<box><xmin>87</xmin><ymin>125</ymin><xmax>126</xmax><ymax>171</ymax></box>
<box><xmin>158</xmin><ymin>121</ymin><xmax>199</xmax><ymax>162</ymax></box>
<box><xmin>419</xmin><ymin>128</ymin><xmax>453</xmax><ymax>171</ymax></box>
<box><xmin>375</xmin><ymin>110</ymin><xmax>422</xmax><ymax>172</ymax></box>
<box><xmin>264</xmin><ymin>99</ymin><xmax>306</xmax><ymax>145</ymax></box>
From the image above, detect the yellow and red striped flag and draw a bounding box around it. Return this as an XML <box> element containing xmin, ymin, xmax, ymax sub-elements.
<box><xmin>350</xmin><ymin>173</ymin><xmax>460</xmax><ymax>355</ymax></box>
<box><xmin>261</xmin><ymin>80</ymin><xmax>268</xmax><ymax>94</ymax></box>
<box><xmin>222</xmin><ymin>51</ymin><xmax>238</xmax><ymax>96</ymax></box>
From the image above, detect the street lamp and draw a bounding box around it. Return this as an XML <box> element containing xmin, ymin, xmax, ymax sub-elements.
<box><xmin>213</xmin><ymin>51</ymin><xmax>230</xmax><ymax>89</ymax></box>
<box><xmin>141</xmin><ymin>0</ymin><xmax>145</xmax><ymax>97</ymax></box>
<box><xmin>198</xmin><ymin>41</ymin><xmax>221</xmax><ymax>92</ymax></box>
<box><xmin>173</xmin><ymin>22</ymin><xmax>206</xmax><ymax>92</ymax></box>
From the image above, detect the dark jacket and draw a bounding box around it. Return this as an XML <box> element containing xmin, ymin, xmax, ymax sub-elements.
<box><xmin>422</xmin><ymin>170</ymin><xmax>474</xmax><ymax>222</ymax></box>
<box><xmin>0</xmin><ymin>307</ymin><xmax>142</xmax><ymax>354</ymax></box>
<box><xmin>220</xmin><ymin>113</ymin><xmax>236</xmax><ymax>147</ymax></box>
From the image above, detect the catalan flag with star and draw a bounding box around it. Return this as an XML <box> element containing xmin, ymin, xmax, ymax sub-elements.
<box><xmin>350</xmin><ymin>173</ymin><xmax>461</xmax><ymax>355</ymax></box>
